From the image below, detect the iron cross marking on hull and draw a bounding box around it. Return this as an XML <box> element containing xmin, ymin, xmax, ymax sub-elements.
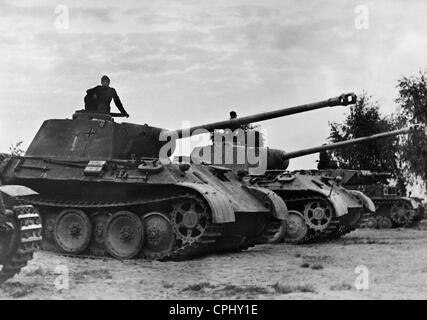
<box><xmin>86</xmin><ymin>128</ymin><xmax>96</xmax><ymax>138</ymax></box>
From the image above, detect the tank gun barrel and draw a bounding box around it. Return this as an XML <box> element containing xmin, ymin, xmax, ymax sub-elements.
<box><xmin>175</xmin><ymin>93</ymin><xmax>356</xmax><ymax>137</ymax></box>
<box><xmin>282</xmin><ymin>126</ymin><xmax>415</xmax><ymax>161</ymax></box>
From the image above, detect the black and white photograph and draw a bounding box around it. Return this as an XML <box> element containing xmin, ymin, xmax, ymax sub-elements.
<box><xmin>1</xmin><ymin>0</ymin><xmax>427</xmax><ymax>304</ymax></box>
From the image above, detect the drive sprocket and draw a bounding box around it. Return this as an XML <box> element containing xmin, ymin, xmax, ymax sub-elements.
<box><xmin>303</xmin><ymin>200</ymin><xmax>333</xmax><ymax>232</ymax></box>
<box><xmin>170</xmin><ymin>197</ymin><xmax>210</xmax><ymax>245</ymax></box>
<box><xmin>390</xmin><ymin>201</ymin><xmax>415</xmax><ymax>227</ymax></box>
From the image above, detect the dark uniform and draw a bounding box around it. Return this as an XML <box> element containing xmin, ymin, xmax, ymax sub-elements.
<box><xmin>84</xmin><ymin>85</ymin><xmax>127</xmax><ymax>115</ymax></box>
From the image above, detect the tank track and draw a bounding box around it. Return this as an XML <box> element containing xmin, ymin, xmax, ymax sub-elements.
<box><xmin>325</xmin><ymin>211</ymin><xmax>371</xmax><ymax>240</ymax></box>
<box><xmin>282</xmin><ymin>196</ymin><xmax>342</xmax><ymax>244</ymax></box>
<box><xmin>164</xmin><ymin>224</ymin><xmax>226</xmax><ymax>260</ymax></box>
<box><xmin>254</xmin><ymin>219</ymin><xmax>284</xmax><ymax>244</ymax></box>
<box><xmin>214</xmin><ymin>217</ymin><xmax>283</xmax><ymax>254</ymax></box>
<box><xmin>409</xmin><ymin>207</ymin><xmax>424</xmax><ymax>228</ymax></box>
<box><xmin>0</xmin><ymin>205</ymin><xmax>42</xmax><ymax>284</ymax></box>
<box><xmin>282</xmin><ymin>195</ymin><xmax>371</xmax><ymax>243</ymax></box>
<box><xmin>359</xmin><ymin>199</ymin><xmax>418</xmax><ymax>229</ymax></box>
<box><xmin>25</xmin><ymin>193</ymin><xmax>277</xmax><ymax>261</ymax></box>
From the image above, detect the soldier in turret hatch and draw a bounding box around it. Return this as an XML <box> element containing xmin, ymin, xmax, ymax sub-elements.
<box><xmin>84</xmin><ymin>75</ymin><xmax>129</xmax><ymax>117</ymax></box>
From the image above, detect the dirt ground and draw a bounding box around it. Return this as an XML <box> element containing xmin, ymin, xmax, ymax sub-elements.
<box><xmin>1</xmin><ymin>224</ymin><xmax>427</xmax><ymax>300</ymax></box>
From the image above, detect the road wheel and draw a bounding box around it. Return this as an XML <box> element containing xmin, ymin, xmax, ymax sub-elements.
<box><xmin>142</xmin><ymin>212</ymin><xmax>176</xmax><ymax>260</ymax></box>
<box><xmin>283</xmin><ymin>210</ymin><xmax>308</xmax><ymax>244</ymax></box>
<box><xmin>54</xmin><ymin>209</ymin><xmax>92</xmax><ymax>254</ymax></box>
<box><xmin>365</xmin><ymin>217</ymin><xmax>378</xmax><ymax>229</ymax></box>
<box><xmin>267</xmin><ymin>220</ymin><xmax>287</xmax><ymax>244</ymax></box>
<box><xmin>390</xmin><ymin>202</ymin><xmax>414</xmax><ymax>227</ymax></box>
<box><xmin>378</xmin><ymin>216</ymin><xmax>392</xmax><ymax>229</ymax></box>
<box><xmin>104</xmin><ymin>211</ymin><xmax>144</xmax><ymax>259</ymax></box>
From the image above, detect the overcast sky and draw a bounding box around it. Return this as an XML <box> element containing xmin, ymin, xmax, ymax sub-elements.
<box><xmin>1</xmin><ymin>0</ymin><xmax>426</xmax><ymax>169</ymax></box>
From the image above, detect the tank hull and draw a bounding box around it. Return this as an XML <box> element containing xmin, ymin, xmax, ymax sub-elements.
<box><xmin>355</xmin><ymin>196</ymin><xmax>421</xmax><ymax>229</ymax></box>
<box><xmin>1</xmin><ymin>156</ymin><xmax>287</xmax><ymax>260</ymax></box>
<box><xmin>244</xmin><ymin>170</ymin><xmax>375</xmax><ymax>243</ymax></box>
<box><xmin>192</xmin><ymin>144</ymin><xmax>375</xmax><ymax>243</ymax></box>
<box><xmin>320</xmin><ymin>169</ymin><xmax>424</xmax><ymax>229</ymax></box>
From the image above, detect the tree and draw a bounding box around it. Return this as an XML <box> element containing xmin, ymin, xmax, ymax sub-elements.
<box><xmin>327</xmin><ymin>92</ymin><xmax>406</xmax><ymax>191</ymax></box>
<box><xmin>396</xmin><ymin>70</ymin><xmax>427</xmax><ymax>188</ymax></box>
<box><xmin>9</xmin><ymin>141</ymin><xmax>25</xmax><ymax>156</ymax></box>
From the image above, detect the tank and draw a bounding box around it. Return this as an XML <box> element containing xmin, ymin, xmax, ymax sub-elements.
<box><xmin>319</xmin><ymin>169</ymin><xmax>425</xmax><ymax>229</ymax></box>
<box><xmin>0</xmin><ymin>93</ymin><xmax>356</xmax><ymax>260</ymax></box>
<box><xmin>0</xmin><ymin>180</ymin><xmax>42</xmax><ymax>283</ymax></box>
<box><xmin>192</xmin><ymin>127</ymin><xmax>415</xmax><ymax>243</ymax></box>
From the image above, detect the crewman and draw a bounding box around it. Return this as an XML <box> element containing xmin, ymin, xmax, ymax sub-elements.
<box><xmin>84</xmin><ymin>75</ymin><xmax>129</xmax><ymax>117</ymax></box>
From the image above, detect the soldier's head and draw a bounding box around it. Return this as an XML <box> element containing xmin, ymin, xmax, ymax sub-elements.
<box><xmin>101</xmin><ymin>75</ymin><xmax>110</xmax><ymax>87</ymax></box>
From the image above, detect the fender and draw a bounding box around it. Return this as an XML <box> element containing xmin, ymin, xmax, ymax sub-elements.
<box><xmin>177</xmin><ymin>182</ymin><xmax>235</xmax><ymax>224</ymax></box>
<box><xmin>348</xmin><ymin>190</ymin><xmax>375</xmax><ymax>212</ymax></box>
<box><xmin>244</xmin><ymin>186</ymin><xmax>288</xmax><ymax>220</ymax></box>
<box><xmin>0</xmin><ymin>185</ymin><xmax>38</xmax><ymax>197</ymax></box>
